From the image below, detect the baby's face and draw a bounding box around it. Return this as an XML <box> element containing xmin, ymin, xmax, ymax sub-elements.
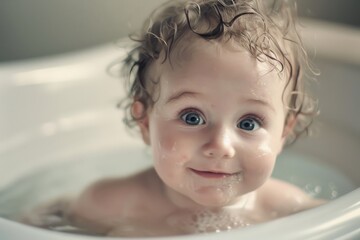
<box><xmin>140</xmin><ymin>40</ymin><xmax>289</xmax><ymax>208</ymax></box>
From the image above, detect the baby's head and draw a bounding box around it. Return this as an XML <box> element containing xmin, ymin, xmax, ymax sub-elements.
<box><xmin>122</xmin><ymin>0</ymin><xmax>316</xmax><ymax>145</ymax></box>
<box><xmin>120</xmin><ymin>0</ymin><xmax>317</xmax><ymax>207</ymax></box>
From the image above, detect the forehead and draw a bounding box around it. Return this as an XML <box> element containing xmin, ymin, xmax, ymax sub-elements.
<box><xmin>152</xmin><ymin>38</ymin><xmax>287</xmax><ymax>99</ymax></box>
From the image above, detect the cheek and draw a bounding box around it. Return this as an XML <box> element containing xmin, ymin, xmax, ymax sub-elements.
<box><xmin>149</xmin><ymin>120</ymin><xmax>191</xmax><ymax>167</ymax></box>
<box><xmin>244</xmin><ymin>141</ymin><xmax>278</xmax><ymax>178</ymax></box>
<box><xmin>256</xmin><ymin>143</ymin><xmax>277</xmax><ymax>169</ymax></box>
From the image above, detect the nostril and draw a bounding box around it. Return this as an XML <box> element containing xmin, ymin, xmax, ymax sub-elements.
<box><xmin>203</xmin><ymin>146</ymin><xmax>235</xmax><ymax>159</ymax></box>
<box><xmin>204</xmin><ymin>150</ymin><xmax>214</xmax><ymax>158</ymax></box>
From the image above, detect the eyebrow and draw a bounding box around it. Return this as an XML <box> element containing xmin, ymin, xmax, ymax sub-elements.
<box><xmin>245</xmin><ymin>98</ymin><xmax>276</xmax><ymax>113</ymax></box>
<box><xmin>166</xmin><ymin>91</ymin><xmax>276</xmax><ymax>112</ymax></box>
<box><xmin>166</xmin><ymin>91</ymin><xmax>199</xmax><ymax>104</ymax></box>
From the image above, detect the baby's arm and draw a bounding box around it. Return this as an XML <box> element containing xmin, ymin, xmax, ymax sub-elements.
<box><xmin>20</xmin><ymin>169</ymin><xmax>155</xmax><ymax>235</ymax></box>
<box><xmin>20</xmin><ymin>197</ymin><xmax>73</xmax><ymax>228</ymax></box>
<box><xmin>20</xmin><ymin>179</ymin><xmax>126</xmax><ymax>234</ymax></box>
<box><xmin>65</xmin><ymin>174</ymin><xmax>151</xmax><ymax>235</ymax></box>
<box><xmin>64</xmin><ymin>178</ymin><xmax>129</xmax><ymax>234</ymax></box>
<box><xmin>260</xmin><ymin>179</ymin><xmax>326</xmax><ymax>217</ymax></box>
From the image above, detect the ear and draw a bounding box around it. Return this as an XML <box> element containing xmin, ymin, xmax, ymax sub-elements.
<box><xmin>131</xmin><ymin>101</ymin><xmax>151</xmax><ymax>145</ymax></box>
<box><xmin>281</xmin><ymin>113</ymin><xmax>297</xmax><ymax>146</ymax></box>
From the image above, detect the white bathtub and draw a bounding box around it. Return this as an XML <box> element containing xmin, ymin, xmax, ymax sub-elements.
<box><xmin>0</xmin><ymin>21</ymin><xmax>359</xmax><ymax>240</ymax></box>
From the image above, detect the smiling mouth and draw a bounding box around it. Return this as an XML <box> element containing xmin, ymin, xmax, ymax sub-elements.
<box><xmin>190</xmin><ymin>168</ymin><xmax>241</xmax><ymax>179</ymax></box>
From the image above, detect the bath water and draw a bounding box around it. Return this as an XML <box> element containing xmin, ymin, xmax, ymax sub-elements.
<box><xmin>0</xmin><ymin>148</ymin><xmax>356</xmax><ymax>236</ymax></box>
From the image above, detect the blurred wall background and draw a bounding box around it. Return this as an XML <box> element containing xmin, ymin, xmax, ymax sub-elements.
<box><xmin>0</xmin><ymin>0</ymin><xmax>359</xmax><ymax>62</ymax></box>
<box><xmin>0</xmin><ymin>0</ymin><xmax>166</xmax><ymax>62</ymax></box>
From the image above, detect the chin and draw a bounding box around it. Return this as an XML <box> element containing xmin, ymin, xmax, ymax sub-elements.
<box><xmin>192</xmin><ymin>188</ymin><xmax>237</xmax><ymax>208</ymax></box>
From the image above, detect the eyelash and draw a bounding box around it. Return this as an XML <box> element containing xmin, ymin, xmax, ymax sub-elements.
<box><xmin>178</xmin><ymin>108</ymin><xmax>206</xmax><ymax>124</ymax></box>
<box><xmin>240</xmin><ymin>114</ymin><xmax>266</xmax><ymax>126</ymax></box>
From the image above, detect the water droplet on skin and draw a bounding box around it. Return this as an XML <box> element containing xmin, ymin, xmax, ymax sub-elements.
<box><xmin>250</xmin><ymin>89</ymin><xmax>258</xmax><ymax>98</ymax></box>
<box><xmin>171</xmin><ymin>142</ymin><xmax>177</xmax><ymax>152</ymax></box>
<box><xmin>255</xmin><ymin>144</ymin><xmax>273</xmax><ymax>160</ymax></box>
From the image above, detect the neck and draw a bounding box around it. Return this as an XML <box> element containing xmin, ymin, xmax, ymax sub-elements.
<box><xmin>162</xmin><ymin>183</ymin><xmax>255</xmax><ymax>212</ymax></box>
<box><xmin>162</xmin><ymin>184</ymin><xmax>204</xmax><ymax>211</ymax></box>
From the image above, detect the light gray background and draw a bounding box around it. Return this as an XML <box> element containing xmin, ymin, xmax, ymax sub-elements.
<box><xmin>0</xmin><ymin>0</ymin><xmax>166</xmax><ymax>61</ymax></box>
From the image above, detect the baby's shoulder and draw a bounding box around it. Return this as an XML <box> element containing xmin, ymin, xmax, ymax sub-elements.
<box><xmin>68</xmin><ymin>168</ymin><xmax>161</xmax><ymax>227</ymax></box>
<box><xmin>257</xmin><ymin>178</ymin><xmax>325</xmax><ymax>217</ymax></box>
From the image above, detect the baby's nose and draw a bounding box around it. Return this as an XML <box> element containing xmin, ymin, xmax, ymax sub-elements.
<box><xmin>202</xmin><ymin>127</ymin><xmax>236</xmax><ymax>159</ymax></box>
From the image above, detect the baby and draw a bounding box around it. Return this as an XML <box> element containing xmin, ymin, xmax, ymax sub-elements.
<box><xmin>22</xmin><ymin>0</ymin><xmax>325</xmax><ymax>237</ymax></box>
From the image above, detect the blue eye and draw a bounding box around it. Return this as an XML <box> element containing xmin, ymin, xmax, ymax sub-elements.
<box><xmin>237</xmin><ymin>118</ymin><xmax>260</xmax><ymax>131</ymax></box>
<box><xmin>180</xmin><ymin>111</ymin><xmax>205</xmax><ymax>125</ymax></box>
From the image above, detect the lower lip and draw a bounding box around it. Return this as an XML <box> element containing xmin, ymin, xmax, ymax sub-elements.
<box><xmin>190</xmin><ymin>169</ymin><xmax>233</xmax><ymax>179</ymax></box>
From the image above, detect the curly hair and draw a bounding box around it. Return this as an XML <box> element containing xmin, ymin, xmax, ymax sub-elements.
<box><xmin>120</xmin><ymin>0</ymin><xmax>317</xmax><ymax>144</ymax></box>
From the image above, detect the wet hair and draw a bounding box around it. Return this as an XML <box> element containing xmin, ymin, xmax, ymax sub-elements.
<box><xmin>120</xmin><ymin>0</ymin><xmax>317</xmax><ymax>144</ymax></box>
